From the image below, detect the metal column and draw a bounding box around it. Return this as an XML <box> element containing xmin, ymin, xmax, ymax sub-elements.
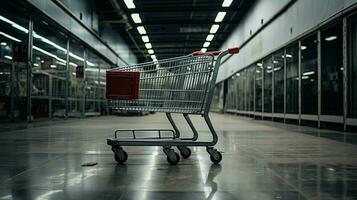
<box><xmin>27</xmin><ymin>16</ymin><xmax>33</xmax><ymax>122</ymax></box>
<box><xmin>65</xmin><ymin>38</ymin><xmax>70</xmax><ymax>119</ymax></box>
<box><xmin>298</xmin><ymin>40</ymin><xmax>302</xmax><ymax>125</ymax></box>
<box><xmin>317</xmin><ymin>31</ymin><xmax>322</xmax><ymax>128</ymax></box>
<box><xmin>343</xmin><ymin>17</ymin><xmax>348</xmax><ymax>131</ymax></box>
<box><xmin>10</xmin><ymin>62</ymin><xmax>15</xmax><ymax>122</ymax></box>
<box><xmin>283</xmin><ymin>48</ymin><xmax>287</xmax><ymax>123</ymax></box>
<box><xmin>82</xmin><ymin>49</ymin><xmax>87</xmax><ymax>118</ymax></box>
<box><xmin>49</xmin><ymin>76</ymin><xmax>52</xmax><ymax>119</ymax></box>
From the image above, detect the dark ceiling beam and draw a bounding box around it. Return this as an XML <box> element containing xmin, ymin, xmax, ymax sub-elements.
<box><xmin>98</xmin><ymin>7</ymin><xmax>247</xmax><ymax>14</ymax></box>
<box><xmin>101</xmin><ymin>20</ymin><xmax>240</xmax><ymax>26</ymax></box>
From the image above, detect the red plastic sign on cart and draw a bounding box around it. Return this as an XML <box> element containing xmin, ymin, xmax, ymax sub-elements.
<box><xmin>106</xmin><ymin>70</ymin><xmax>140</xmax><ymax>100</ymax></box>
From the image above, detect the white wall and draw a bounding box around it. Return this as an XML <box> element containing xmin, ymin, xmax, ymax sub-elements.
<box><xmin>217</xmin><ymin>0</ymin><xmax>357</xmax><ymax>82</ymax></box>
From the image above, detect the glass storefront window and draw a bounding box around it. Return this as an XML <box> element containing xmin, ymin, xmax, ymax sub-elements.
<box><xmin>321</xmin><ymin>22</ymin><xmax>343</xmax><ymax>116</ymax></box>
<box><xmin>301</xmin><ymin>33</ymin><xmax>318</xmax><ymax>115</ymax></box>
<box><xmin>263</xmin><ymin>56</ymin><xmax>273</xmax><ymax>113</ymax></box>
<box><xmin>349</xmin><ymin>14</ymin><xmax>357</xmax><ymax>118</ymax></box>
<box><xmin>85</xmin><ymin>50</ymin><xmax>109</xmax><ymax>115</ymax></box>
<box><xmin>0</xmin><ymin>6</ymin><xmax>29</xmax><ymax>121</ymax></box>
<box><xmin>247</xmin><ymin>66</ymin><xmax>255</xmax><ymax>112</ymax></box>
<box><xmin>255</xmin><ymin>62</ymin><xmax>263</xmax><ymax>112</ymax></box>
<box><xmin>68</xmin><ymin>38</ymin><xmax>85</xmax><ymax>117</ymax></box>
<box><xmin>286</xmin><ymin>43</ymin><xmax>299</xmax><ymax>114</ymax></box>
<box><xmin>32</xmin><ymin>17</ymin><xmax>68</xmax><ymax>119</ymax></box>
<box><xmin>273</xmin><ymin>50</ymin><xmax>285</xmax><ymax>113</ymax></box>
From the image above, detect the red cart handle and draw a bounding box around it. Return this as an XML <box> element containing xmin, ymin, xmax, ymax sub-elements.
<box><xmin>192</xmin><ymin>47</ymin><xmax>239</xmax><ymax>56</ymax></box>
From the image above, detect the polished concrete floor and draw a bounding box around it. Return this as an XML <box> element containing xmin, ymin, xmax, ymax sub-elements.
<box><xmin>0</xmin><ymin>113</ymin><xmax>357</xmax><ymax>200</ymax></box>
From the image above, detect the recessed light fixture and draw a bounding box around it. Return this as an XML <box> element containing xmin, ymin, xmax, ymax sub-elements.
<box><xmin>123</xmin><ymin>0</ymin><xmax>136</xmax><ymax>9</ymax></box>
<box><xmin>0</xmin><ymin>31</ymin><xmax>21</xmax><ymax>42</ymax></box>
<box><xmin>206</xmin><ymin>34</ymin><xmax>214</xmax><ymax>41</ymax></box>
<box><xmin>203</xmin><ymin>42</ymin><xmax>210</xmax><ymax>48</ymax></box>
<box><xmin>131</xmin><ymin>13</ymin><xmax>142</xmax><ymax>24</ymax></box>
<box><xmin>222</xmin><ymin>0</ymin><xmax>233</xmax><ymax>7</ymax></box>
<box><xmin>325</xmin><ymin>36</ymin><xmax>337</xmax><ymax>41</ymax></box>
<box><xmin>137</xmin><ymin>26</ymin><xmax>146</xmax><ymax>35</ymax></box>
<box><xmin>145</xmin><ymin>43</ymin><xmax>152</xmax><ymax>49</ymax></box>
<box><xmin>209</xmin><ymin>24</ymin><xmax>219</xmax><ymax>34</ymax></box>
<box><xmin>142</xmin><ymin>36</ymin><xmax>149</xmax><ymax>43</ymax></box>
<box><xmin>4</xmin><ymin>55</ymin><xmax>12</xmax><ymax>60</ymax></box>
<box><xmin>215</xmin><ymin>12</ymin><xmax>226</xmax><ymax>23</ymax></box>
<box><xmin>148</xmin><ymin>49</ymin><xmax>154</xmax><ymax>54</ymax></box>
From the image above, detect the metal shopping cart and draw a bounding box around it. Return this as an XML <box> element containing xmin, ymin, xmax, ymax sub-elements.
<box><xmin>106</xmin><ymin>47</ymin><xmax>239</xmax><ymax>165</ymax></box>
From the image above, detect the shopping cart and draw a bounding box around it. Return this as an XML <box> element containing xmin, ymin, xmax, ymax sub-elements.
<box><xmin>106</xmin><ymin>47</ymin><xmax>239</xmax><ymax>165</ymax></box>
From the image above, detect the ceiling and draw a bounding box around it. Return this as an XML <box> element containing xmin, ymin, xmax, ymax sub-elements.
<box><xmin>95</xmin><ymin>0</ymin><xmax>256</xmax><ymax>63</ymax></box>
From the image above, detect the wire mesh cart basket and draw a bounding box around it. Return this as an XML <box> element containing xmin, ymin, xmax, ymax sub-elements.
<box><xmin>106</xmin><ymin>47</ymin><xmax>239</xmax><ymax>165</ymax></box>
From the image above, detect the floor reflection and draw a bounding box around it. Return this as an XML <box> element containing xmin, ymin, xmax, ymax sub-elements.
<box><xmin>205</xmin><ymin>164</ymin><xmax>222</xmax><ymax>200</ymax></box>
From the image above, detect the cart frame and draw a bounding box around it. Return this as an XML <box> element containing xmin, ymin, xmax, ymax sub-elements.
<box><xmin>107</xmin><ymin>47</ymin><xmax>239</xmax><ymax>165</ymax></box>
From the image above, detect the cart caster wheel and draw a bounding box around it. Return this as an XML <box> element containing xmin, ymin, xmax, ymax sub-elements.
<box><xmin>114</xmin><ymin>151</ymin><xmax>128</xmax><ymax>164</ymax></box>
<box><xmin>179</xmin><ymin>146</ymin><xmax>191</xmax><ymax>159</ymax></box>
<box><xmin>167</xmin><ymin>152</ymin><xmax>180</xmax><ymax>165</ymax></box>
<box><xmin>210</xmin><ymin>151</ymin><xmax>222</xmax><ymax>164</ymax></box>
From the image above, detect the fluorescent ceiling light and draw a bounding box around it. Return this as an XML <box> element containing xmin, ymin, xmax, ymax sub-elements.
<box><xmin>0</xmin><ymin>42</ymin><xmax>6</xmax><ymax>46</ymax></box>
<box><xmin>0</xmin><ymin>31</ymin><xmax>21</xmax><ymax>42</ymax></box>
<box><xmin>325</xmin><ymin>36</ymin><xmax>337</xmax><ymax>41</ymax></box>
<box><xmin>300</xmin><ymin>45</ymin><xmax>307</xmax><ymax>50</ymax></box>
<box><xmin>33</xmin><ymin>63</ymin><xmax>39</xmax><ymax>67</ymax></box>
<box><xmin>222</xmin><ymin>0</ymin><xmax>233</xmax><ymax>7</ymax></box>
<box><xmin>151</xmin><ymin>55</ymin><xmax>156</xmax><ymax>60</ymax></box>
<box><xmin>131</xmin><ymin>13</ymin><xmax>142</xmax><ymax>23</ymax></box>
<box><xmin>33</xmin><ymin>45</ymin><xmax>66</xmax><ymax>63</ymax></box>
<box><xmin>285</xmin><ymin>54</ymin><xmax>293</xmax><ymax>58</ymax></box>
<box><xmin>153</xmin><ymin>58</ymin><xmax>158</xmax><ymax>62</ymax></box>
<box><xmin>34</xmin><ymin>33</ymin><xmax>67</xmax><ymax>53</ymax></box>
<box><xmin>209</xmin><ymin>24</ymin><xmax>219</xmax><ymax>34</ymax></box>
<box><xmin>69</xmin><ymin>62</ymin><xmax>78</xmax><ymax>67</ymax></box>
<box><xmin>137</xmin><ymin>26</ymin><xmax>146</xmax><ymax>35</ymax></box>
<box><xmin>86</xmin><ymin>61</ymin><xmax>97</xmax><ymax>67</ymax></box>
<box><xmin>267</xmin><ymin>66</ymin><xmax>272</xmax><ymax>70</ymax></box>
<box><xmin>12</xmin><ymin>24</ymin><xmax>28</xmax><ymax>33</ymax></box>
<box><xmin>69</xmin><ymin>52</ymin><xmax>84</xmax><ymax>62</ymax></box>
<box><xmin>50</xmin><ymin>65</ymin><xmax>56</xmax><ymax>68</ymax></box>
<box><xmin>215</xmin><ymin>12</ymin><xmax>226</xmax><ymax>22</ymax></box>
<box><xmin>256</xmin><ymin>63</ymin><xmax>263</xmax><ymax>67</ymax></box>
<box><xmin>142</xmin><ymin>35</ymin><xmax>149</xmax><ymax>43</ymax></box>
<box><xmin>4</xmin><ymin>55</ymin><xmax>12</xmax><ymax>60</ymax></box>
<box><xmin>145</xmin><ymin>43</ymin><xmax>152</xmax><ymax>49</ymax></box>
<box><xmin>273</xmin><ymin>60</ymin><xmax>279</xmax><ymax>64</ymax></box>
<box><xmin>303</xmin><ymin>71</ymin><xmax>315</xmax><ymax>76</ymax></box>
<box><xmin>201</xmin><ymin>48</ymin><xmax>207</xmax><ymax>52</ymax></box>
<box><xmin>236</xmin><ymin>73</ymin><xmax>240</xmax><ymax>76</ymax></box>
<box><xmin>0</xmin><ymin>15</ymin><xmax>28</xmax><ymax>33</ymax></box>
<box><xmin>123</xmin><ymin>0</ymin><xmax>136</xmax><ymax>9</ymax></box>
<box><xmin>203</xmin><ymin>42</ymin><xmax>210</xmax><ymax>48</ymax></box>
<box><xmin>148</xmin><ymin>49</ymin><xmax>154</xmax><ymax>54</ymax></box>
<box><xmin>206</xmin><ymin>34</ymin><xmax>214</xmax><ymax>41</ymax></box>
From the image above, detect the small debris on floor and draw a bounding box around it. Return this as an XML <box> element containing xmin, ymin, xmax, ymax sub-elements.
<box><xmin>81</xmin><ymin>162</ymin><xmax>98</xmax><ymax>167</ymax></box>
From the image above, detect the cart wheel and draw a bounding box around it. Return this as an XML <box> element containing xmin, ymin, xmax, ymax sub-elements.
<box><xmin>167</xmin><ymin>152</ymin><xmax>180</xmax><ymax>165</ymax></box>
<box><xmin>210</xmin><ymin>151</ymin><xmax>222</xmax><ymax>164</ymax></box>
<box><xmin>179</xmin><ymin>146</ymin><xmax>191</xmax><ymax>159</ymax></box>
<box><xmin>114</xmin><ymin>151</ymin><xmax>128</xmax><ymax>164</ymax></box>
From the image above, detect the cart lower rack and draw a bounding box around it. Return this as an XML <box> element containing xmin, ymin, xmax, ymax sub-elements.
<box><xmin>106</xmin><ymin>47</ymin><xmax>239</xmax><ymax>165</ymax></box>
